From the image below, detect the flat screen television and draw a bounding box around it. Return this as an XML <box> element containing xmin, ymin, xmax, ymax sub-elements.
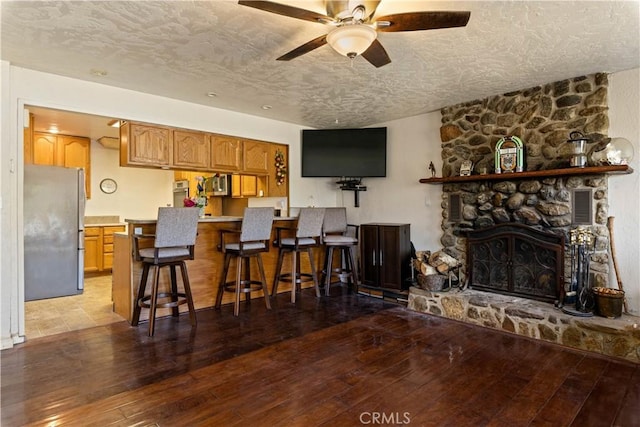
<box><xmin>301</xmin><ymin>127</ymin><xmax>387</xmax><ymax>177</ymax></box>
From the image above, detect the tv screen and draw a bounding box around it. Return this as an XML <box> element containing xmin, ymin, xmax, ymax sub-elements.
<box><xmin>301</xmin><ymin>127</ymin><xmax>387</xmax><ymax>177</ymax></box>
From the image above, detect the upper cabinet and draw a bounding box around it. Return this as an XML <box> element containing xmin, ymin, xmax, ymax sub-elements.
<box><xmin>28</xmin><ymin>131</ymin><xmax>91</xmax><ymax>198</ymax></box>
<box><xmin>210</xmin><ymin>134</ymin><xmax>242</xmax><ymax>172</ymax></box>
<box><xmin>243</xmin><ymin>139</ymin><xmax>270</xmax><ymax>174</ymax></box>
<box><xmin>120</xmin><ymin>121</ymin><xmax>171</xmax><ymax>167</ymax></box>
<box><xmin>173</xmin><ymin>130</ymin><xmax>210</xmax><ymax>170</ymax></box>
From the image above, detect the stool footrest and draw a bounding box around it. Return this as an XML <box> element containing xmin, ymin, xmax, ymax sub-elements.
<box><xmin>223</xmin><ymin>280</ymin><xmax>266</xmax><ymax>294</ymax></box>
<box><xmin>139</xmin><ymin>292</ymin><xmax>189</xmax><ymax>309</ymax></box>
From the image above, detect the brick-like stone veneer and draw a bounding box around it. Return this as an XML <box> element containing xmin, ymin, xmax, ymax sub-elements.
<box><xmin>438</xmin><ymin>73</ymin><xmax>611</xmax><ymax>289</ymax></box>
<box><xmin>408</xmin><ymin>287</ymin><xmax>640</xmax><ymax>363</ymax></box>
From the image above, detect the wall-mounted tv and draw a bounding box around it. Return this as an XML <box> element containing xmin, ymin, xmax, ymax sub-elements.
<box><xmin>301</xmin><ymin>127</ymin><xmax>387</xmax><ymax>178</ymax></box>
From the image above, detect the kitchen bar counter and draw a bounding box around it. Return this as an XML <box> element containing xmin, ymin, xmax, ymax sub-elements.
<box><xmin>112</xmin><ymin>216</ymin><xmax>317</xmax><ymax>322</ymax></box>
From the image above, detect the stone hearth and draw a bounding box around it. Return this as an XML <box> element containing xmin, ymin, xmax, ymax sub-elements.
<box><xmin>408</xmin><ymin>286</ymin><xmax>640</xmax><ymax>363</ymax></box>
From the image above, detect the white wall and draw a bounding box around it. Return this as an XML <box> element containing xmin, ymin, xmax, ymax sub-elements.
<box><xmin>608</xmin><ymin>68</ymin><xmax>640</xmax><ymax>314</ymax></box>
<box><xmin>87</xmin><ymin>141</ymin><xmax>174</xmax><ymax>220</ymax></box>
<box><xmin>344</xmin><ymin>112</ymin><xmax>445</xmax><ymax>252</ymax></box>
<box><xmin>2</xmin><ymin>64</ymin><xmax>639</xmax><ymax>347</ymax></box>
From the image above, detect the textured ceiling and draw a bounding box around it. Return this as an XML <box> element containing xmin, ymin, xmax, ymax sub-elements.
<box><xmin>2</xmin><ymin>1</ymin><xmax>639</xmax><ymax>131</ymax></box>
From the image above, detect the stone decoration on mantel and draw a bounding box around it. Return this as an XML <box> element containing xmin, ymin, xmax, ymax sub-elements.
<box><xmin>434</xmin><ymin>73</ymin><xmax>619</xmax><ymax>291</ymax></box>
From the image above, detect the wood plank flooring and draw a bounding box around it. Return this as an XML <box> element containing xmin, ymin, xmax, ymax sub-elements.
<box><xmin>2</xmin><ymin>289</ymin><xmax>639</xmax><ymax>426</ymax></box>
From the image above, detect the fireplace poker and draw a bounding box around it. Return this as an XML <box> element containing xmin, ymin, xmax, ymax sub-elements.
<box><xmin>607</xmin><ymin>216</ymin><xmax>629</xmax><ymax>313</ymax></box>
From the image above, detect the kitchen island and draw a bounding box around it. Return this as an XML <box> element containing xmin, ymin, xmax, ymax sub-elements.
<box><xmin>112</xmin><ymin>216</ymin><xmax>322</xmax><ymax>322</ymax></box>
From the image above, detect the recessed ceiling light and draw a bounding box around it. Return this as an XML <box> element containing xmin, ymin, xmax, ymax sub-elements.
<box><xmin>206</xmin><ymin>92</ymin><xmax>217</xmax><ymax>98</ymax></box>
<box><xmin>261</xmin><ymin>105</ymin><xmax>272</xmax><ymax>110</ymax></box>
<box><xmin>48</xmin><ymin>126</ymin><xmax>59</xmax><ymax>134</ymax></box>
<box><xmin>90</xmin><ymin>69</ymin><xmax>108</xmax><ymax>77</ymax></box>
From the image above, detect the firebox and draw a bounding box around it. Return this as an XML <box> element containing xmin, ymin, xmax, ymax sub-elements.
<box><xmin>466</xmin><ymin>223</ymin><xmax>565</xmax><ymax>304</ymax></box>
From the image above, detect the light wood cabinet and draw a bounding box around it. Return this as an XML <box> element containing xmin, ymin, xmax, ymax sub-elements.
<box><xmin>23</xmin><ymin>113</ymin><xmax>34</xmax><ymax>165</ymax></box>
<box><xmin>120</xmin><ymin>121</ymin><xmax>171</xmax><ymax>167</ymax></box>
<box><xmin>30</xmin><ymin>132</ymin><xmax>91</xmax><ymax>198</ymax></box>
<box><xmin>173</xmin><ymin>130</ymin><xmax>210</xmax><ymax>170</ymax></box>
<box><xmin>84</xmin><ymin>227</ymin><xmax>101</xmax><ymax>273</ymax></box>
<box><xmin>243</xmin><ymin>139</ymin><xmax>270</xmax><ymax>174</ymax></box>
<box><xmin>102</xmin><ymin>226</ymin><xmax>125</xmax><ymax>270</ymax></box>
<box><xmin>210</xmin><ymin>134</ymin><xmax>242</xmax><ymax>172</ymax></box>
<box><xmin>268</xmin><ymin>143</ymin><xmax>288</xmax><ymax>198</ymax></box>
<box><xmin>231</xmin><ymin>174</ymin><xmax>258</xmax><ymax>198</ymax></box>
<box><xmin>84</xmin><ymin>225</ymin><xmax>126</xmax><ymax>273</ymax></box>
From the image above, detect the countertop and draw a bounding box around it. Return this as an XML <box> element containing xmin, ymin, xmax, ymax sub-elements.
<box><xmin>124</xmin><ymin>216</ymin><xmax>296</xmax><ymax>224</ymax></box>
<box><xmin>85</xmin><ymin>215</ymin><xmax>126</xmax><ymax>227</ymax></box>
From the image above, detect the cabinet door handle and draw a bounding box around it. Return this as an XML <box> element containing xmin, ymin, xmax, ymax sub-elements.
<box><xmin>379</xmin><ymin>250</ymin><xmax>383</xmax><ymax>265</ymax></box>
<box><xmin>372</xmin><ymin>250</ymin><xmax>376</xmax><ymax>266</ymax></box>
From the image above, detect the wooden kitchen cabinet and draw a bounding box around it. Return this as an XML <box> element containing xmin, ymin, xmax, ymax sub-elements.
<box><xmin>268</xmin><ymin>143</ymin><xmax>288</xmax><ymax>198</ymax></box>
<box><xmin>243</xmin><ymin>139</ymin><xmax>270</xmax><ymax>174</ymax></box>
<box><xmin>173</xmin><ymin>130</ymin><xmax>210</xmax><ymax>170</ymax></box>
<box><xmin>120</xmin><ymin>121</ymin><xmax>171</xmax><ymax>167</ymax></box>
<box><xmin>231</xmin><ymin>174</ymin><xmax>258</xmax><ymax>197</ymax></box>
<box><xmin>84</xmin><ymin>225</ymin><xmax>126</xmax><ymax>273</ymax></box>
<box><xmin>84</xmin><ymin>227</ymin><xmax>101</xmax><ymax>273</ymax></box>
<box><xmin>360</xmin><ymin>223</ymin><xmax>411</xmax><ymax>291</ymax></box>
<box><xmin>102</xmin><ymin>226</ymin><xmax>125</xmax><ymax>270</ymax></box>
<box><xmin>30</xmin><ymin>132</ymin><xmax>91</xmax><ymax>198</ymax></box>
<box><xmin>211</xmin><ymin>134</ymin><xmax>242</xmax><ymax>172</ymax></box>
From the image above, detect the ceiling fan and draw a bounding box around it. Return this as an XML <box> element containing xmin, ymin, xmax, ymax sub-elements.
<box><xmin>238</xmin><ymin>0</ymin><xmax>470</xmax><ymax>68</ymax></box>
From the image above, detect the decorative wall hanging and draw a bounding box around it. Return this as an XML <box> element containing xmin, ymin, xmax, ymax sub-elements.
<box><xmin>274</xmin><ymin>149</ymin><xmax>287</xmax><ymax>186</ymax></box>
<box><xmin>494</xmin><ymin>136</ymin><xmax>524</xmax><ymax>173</ymax></box>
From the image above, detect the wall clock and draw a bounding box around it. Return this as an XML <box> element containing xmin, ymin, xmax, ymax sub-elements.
<box><xmin>99</xmin><ymin>178</ymin><xmax>118</xmax><ymax>194</ymax></box>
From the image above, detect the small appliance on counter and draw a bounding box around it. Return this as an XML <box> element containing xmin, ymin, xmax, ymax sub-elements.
<box><xmin>206</xmin><ymin>174</ymin><xmax>230</xmax><ymax>196</ymax></box>
<box><xmin>173</xmin><ymin>180</ymin><xmax>189</xmax><ymax>207</ymax></box>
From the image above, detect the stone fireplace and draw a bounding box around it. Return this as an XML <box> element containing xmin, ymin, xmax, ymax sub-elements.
<box><xmin>408</xmin><ymin>73</ymin><xmax>640</xmax><ymax>364</ymax></box>
<box><xmin>438</xmin><ymin>73</ymin><xmax>612</xmax><ymax>293</ymax></box>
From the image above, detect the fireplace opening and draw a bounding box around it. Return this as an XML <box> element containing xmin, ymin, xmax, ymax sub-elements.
<box><xmin>466</xmin><ymin>223</ymin><xmax>565</xmax><ymax>304</ymax></box>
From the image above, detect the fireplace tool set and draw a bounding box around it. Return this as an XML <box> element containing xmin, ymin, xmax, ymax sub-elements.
<box><xmin>562</xmin><ymin>227</ymin><xmax>595</xmax><ymax>317</ymax></box>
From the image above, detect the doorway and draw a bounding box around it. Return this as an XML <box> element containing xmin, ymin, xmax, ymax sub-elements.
<box><xmin>23</xmin><ymin>106</ymin><xmax>125</xmax><ymax>339</ymax></box>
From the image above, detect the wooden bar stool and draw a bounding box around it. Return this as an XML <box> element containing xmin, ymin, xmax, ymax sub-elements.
<box><xmin>272</xmin><ymin>207</ymin><xmax>325</xmax><ymax>303</ymax></box>
<box><xmin>321</xmin><ymin>207</ymin><xmax>359</xmax><ymax>296</ymax></box>
<box><xmin>131</xmin><ymin>207</ymin><xmax>199</xmax><ymax>337</ymax></box>
<box><xmin>215</xmin><ymin>207</ymin><xmax>274</xmax><ymax>316</ymax></box>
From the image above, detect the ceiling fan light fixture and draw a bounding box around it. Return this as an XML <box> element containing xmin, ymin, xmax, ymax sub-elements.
<box><xmin>326</xmin><ymin>25</ymin><xmax>377</xmax><ymax>59</ymax></box>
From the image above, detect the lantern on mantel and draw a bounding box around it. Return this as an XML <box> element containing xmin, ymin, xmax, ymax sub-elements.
<box><xmin>494</xmin><ymin>136</ymin><xmax>524</xmax><ymax>173</ymax></box>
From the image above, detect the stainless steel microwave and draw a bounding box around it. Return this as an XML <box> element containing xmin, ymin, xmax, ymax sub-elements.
<box><xmin>205</xmin><ymin>174</ymin><xmax>230</xmax><ymax>196</ymax></box>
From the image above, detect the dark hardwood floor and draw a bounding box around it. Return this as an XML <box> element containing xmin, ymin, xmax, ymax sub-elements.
<box><xmin>2</xmin><ymin>288</ymin><xmax>639</xmax><ymax>426</ymax></box>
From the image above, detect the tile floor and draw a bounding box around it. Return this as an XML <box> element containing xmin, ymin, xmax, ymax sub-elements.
<box><xmin>25</xmin><ymin>274</ymin><xmax>125</xmax><ymax>339</ymax></box>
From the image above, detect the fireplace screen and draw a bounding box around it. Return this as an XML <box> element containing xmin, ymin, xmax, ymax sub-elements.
<box><xmin>467</xmin><ymin>224</ymin><xmax>565</xmax><ymax>303</ymax></box>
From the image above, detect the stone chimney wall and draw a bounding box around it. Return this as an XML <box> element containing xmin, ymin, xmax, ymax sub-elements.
<box><xmin>439</xmin><ymin>73</ymin><xmax>610</xmax><ymax>288</ymax></box>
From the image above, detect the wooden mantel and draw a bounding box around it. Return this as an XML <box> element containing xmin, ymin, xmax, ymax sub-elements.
<box><xmin>419</xmin><ymin>165</ymin><xmax>633</xmax><ymax>184</ymax></box>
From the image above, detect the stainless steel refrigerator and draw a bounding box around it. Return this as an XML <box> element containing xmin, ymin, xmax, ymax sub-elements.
<box><xmin>24</xmin><ymin>165</ymin><xmax>85</xmax><ymax>301</ymax></box>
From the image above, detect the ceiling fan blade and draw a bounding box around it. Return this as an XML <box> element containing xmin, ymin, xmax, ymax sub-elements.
<box><xmin>361</xmin><ymin>39</ymin><xmax>391</xmax><ymax>68</ymax></box>
<box><xmin>277</xmin><ymin>34</ymin><xmax>328</xmax><ymax>61</ymax></box>
<box><xmin>238</xmin><ymin>1</ymin><xmax>331</xmax><ymax>24</ymax></box>
<box><xmin>375</xmin><ymin>11</ymin><xmax>471</xmax><ymax>32</ymax></box>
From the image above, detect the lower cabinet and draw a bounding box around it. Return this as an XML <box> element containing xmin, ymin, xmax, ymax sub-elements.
<box><xmin>84</xmin><ymin>227</ymin><xmax>101</xmax><ymax>273</ymax></box>
<box><xmin>360</xmin><ymin>223</ymin><xmax>411</xmax><ymax>290</ymax></box>
<box><xmin>84</xmin><ymin>225</ymin><xmax>126</xmax><ymax>273</ymax></box>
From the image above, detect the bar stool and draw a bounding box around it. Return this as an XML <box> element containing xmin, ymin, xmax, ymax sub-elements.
<box><xmin>131</xmin><ymin>207</ymin><xmax>199</xmax><ymax>337</ymax></box>
<box><xmin>216</xmin><ymin>207</ymin><xmax>274</xmax><ymax>316</ymax></box>
<box><xmin>321</xmin><ymin>207</ymin><xmax>359</xmax><ymax>296</ymax></box>
<box><xmin>272</xmin><ymin>207</ymin><xmax>325</xmax><ymax>303</ymax></box>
